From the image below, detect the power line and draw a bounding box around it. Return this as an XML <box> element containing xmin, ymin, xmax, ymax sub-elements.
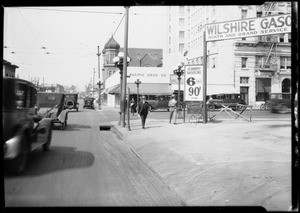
<box><xmin>113</xmin><ymin>13</ymin><xmax>125</xmax><ymax>37</ymax></box>
<box><xmin>17</xmin><ymin>8</ymin><xmax>47</xmax><ymax>52</ymax></box>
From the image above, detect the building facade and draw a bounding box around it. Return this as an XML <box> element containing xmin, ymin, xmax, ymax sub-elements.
<box><xmin>101</xmin><ymin>36</ymin><xmax>170</xmax><ymax>107</ymax></box>
<box><xmin>166</xmin><ymin>2</ymin><xmax>291</xmax><ymax>107</ymax></box>
<box><xmin>3</xmin><ymin>59</ymin><xmax>19</xmax><ymax>78</ymax></box>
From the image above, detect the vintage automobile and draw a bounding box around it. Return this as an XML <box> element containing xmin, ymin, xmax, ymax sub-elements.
<box><xmin>270</xmin><ymin>93</ymin><xmax>291</xmax><ymax>113</ymax></box>
<box><xmin>64</xmin><ymin>93</ymin><xmax>79</xmax><ymax>112</ymax></box>
<box><xmin>146</xmin><ymin>95</ymin><xmax>171</xmax><ymax>111</ymax></box>
<box><xmin>37</xmin><ymin>92</ymin><xmax>69</xmax><ymax>130</ymax></box>
<box><xmin>3</xmin><ymin>77</ymin><xmax>53</xmax><ymax>174</ymax></box>
<box><xmin>207</xmin><ymin>93</ymin><xmax>247</xmax><ymax>111</ymax></box>
<box><xmin>83</xmin><ymin>97</ymin><xmax>95</xmax><ymax>109</ymax></box>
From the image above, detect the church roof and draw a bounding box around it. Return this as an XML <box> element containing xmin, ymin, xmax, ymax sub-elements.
<box><xmin>104</xmin><ymin>36</ymin><xmax>120</xmax><ymax>50</ymax></box>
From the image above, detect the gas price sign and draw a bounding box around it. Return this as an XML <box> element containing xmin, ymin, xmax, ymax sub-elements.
<box><xmin>184</xmin><ymin>65</ymin><xmax>203</xmax><ymax>101</ymax></box>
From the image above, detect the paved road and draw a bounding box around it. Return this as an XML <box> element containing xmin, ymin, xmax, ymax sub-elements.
<box><xmin>4</xmin><ymin>103</ymin><xmax>185</xmax><ymax>206</ymax></box>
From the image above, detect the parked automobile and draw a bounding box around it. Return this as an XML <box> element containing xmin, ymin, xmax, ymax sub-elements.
<box><xmin>37</xmin><ymin>92</ymin><xmax>69</xmax><ymax>130</ymax></box>
<box><xmin>270</xmin><ymin>93</ymin><xmax>291</xmax><ymax>113</ymax></box>
<box><xmin>3</xmin><ymin>77</ymin><xmax>53</xmax><ymax>174</ymax></box>
<box><xmin>147</xmin><ymin>95</ymin><xmax>171</xmax><ymax>111</ymax></box>
<box><xmin>64</xmin><ymin>93</ymin><xmax>79</xmax><ymax>112</ymax></box>
<box><xmin>83</xmin><ymin>97</ymin><xmax>95</xmax><ymax>109</ymax></box>
<box><xmin>207</xmin><ymin>93</ymin><xmax>247</xmax><ymax>111</ymax></box>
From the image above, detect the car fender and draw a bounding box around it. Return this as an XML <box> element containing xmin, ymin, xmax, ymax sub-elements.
<box><xmin>4</xmin><ymin>127</ymin><xmax>29</xmax><ymax>159</ymax></box>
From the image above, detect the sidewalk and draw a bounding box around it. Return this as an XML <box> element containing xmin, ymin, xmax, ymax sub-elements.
<box><xmin>100</xmin><ymin>106</ymin><xmax>292</xmax><ymax>211</ymax></box>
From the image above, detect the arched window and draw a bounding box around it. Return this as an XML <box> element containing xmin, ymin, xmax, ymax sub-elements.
<box><xmin>282</xmin><ymin>78</ymin><xmax>291</xmax><ymax>93</ymax></box>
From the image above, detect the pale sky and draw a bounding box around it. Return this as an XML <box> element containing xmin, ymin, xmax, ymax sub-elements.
<box><xmin>3</xmin><ymin>6</ymin><xmax>168</xmax><ymax>91</ymax></box>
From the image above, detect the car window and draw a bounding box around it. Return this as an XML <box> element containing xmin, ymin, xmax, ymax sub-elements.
<box><xmin>15</xmin><ymin>83</ymin><xmax>27</xmax><ymax>109</ymax></box>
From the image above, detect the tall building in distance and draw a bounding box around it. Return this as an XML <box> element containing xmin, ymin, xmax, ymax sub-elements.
<box><xmin>166</xmin><ymin>2</ymin><xmax>292</xmax><ymax>107</ymax></box>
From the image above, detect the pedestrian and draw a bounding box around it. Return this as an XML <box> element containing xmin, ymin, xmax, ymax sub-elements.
<box><xmin>168</xmin><ymin>94</ymin><xmax>178</xmax><ymax>124</ymax></box>
<box><xmin>137</xmin><ymin>96</ymin><xmax>151</xmax><ymax>129</ymax></box>
<box><xmin>130</xmin><ymin>98</ymin><xmax>136</xmax><ymax>116</ymax></box>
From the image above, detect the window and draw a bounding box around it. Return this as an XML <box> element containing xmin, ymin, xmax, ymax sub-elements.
<box><xmin>179</xmin><ymin>43</ymin><xmax>185</xmax><ymax>52</ymax></box>
<box><xmin>255</xmin><ymin>56</ymin><xmax>264</xmax><ymax>68</ymax></box>
<box><xmin>179</xmin><ymin>18</ymin><xmax>184</xmax><ymax>27</ymax></box>
<box><xmin>280</xmin><ymin>57</ymin><xmax>291</xmax><ymax>69</ymax></box>
<box><xmin>241</xmin><ymin>57</ymin><xmax>248</xmax><ymax>68</ymax></box>
<box><xmin>256</xmin><ymin>78</ymin><xmax>271</xmax><ymax>101</ymax></box>
<box><xmin>179</xmin><ymin>31</ymin><xmax>185</xmax><ymax>39</ymax></box>
<box><xmin>241</xmin><ymin>9</ymin><xmax>247</xmax><ymax>19</ymax></box>
<box><xmin>15</xmin><ymin>83</ymin><xmax>27</xmax><ymax>108</ymax></box>
<box><xmin>240</xmin><ymin>77</ymin><xmax>249</xmax><ymax>84</ymax></box>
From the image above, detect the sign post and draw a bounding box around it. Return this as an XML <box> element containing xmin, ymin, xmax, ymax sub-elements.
<box><xmin>203</xmin><ymin>31</ymin><xmax>207</xmax><ymax>124</ymax></box>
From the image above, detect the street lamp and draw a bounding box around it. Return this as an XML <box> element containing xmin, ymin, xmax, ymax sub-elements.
<box><xmin>97</xmin><ymin>79</ymin><xmax>103</xmax><ymax>110</ymax></box>
<box><xmin>173</xmin><ymin>62</ymin><xmax>184</xmax><ymax>119</ymax></box>
<box><xmin>97</xmin><ymin>46</ymin><xmax>101</xmax><ymax>110</ymax></box>
<box><xmin>135</xmin><ymin>79</ymin><xmax>142</xmax><ymax>103</ymax></box>
<box><xmin>113</xmin><ymin>52</ymin><xmax>131</xmax><ymax>126</ymax></box>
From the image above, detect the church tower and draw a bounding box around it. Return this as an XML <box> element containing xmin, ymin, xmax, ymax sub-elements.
<box><xmin>102</xmin><ymin>36</ymin><xmax>120</xmax><ymax>81</ymax></box>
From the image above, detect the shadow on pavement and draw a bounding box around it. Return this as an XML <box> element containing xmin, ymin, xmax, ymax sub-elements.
<box><xmin>4</xmin><ymin>146</ymin><xmax>95</xmax><ymax>177</ymax></box>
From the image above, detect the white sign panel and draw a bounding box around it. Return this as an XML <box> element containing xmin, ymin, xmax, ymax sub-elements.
<box><xmin>205</xmin><ymin>14</ymin><xmax>291</xmax><ymax>41</ymax></box>
<box><xmin>184</xmin><ymin>65</ymin><xmax>203</xmax><ymax>101</ymax></box>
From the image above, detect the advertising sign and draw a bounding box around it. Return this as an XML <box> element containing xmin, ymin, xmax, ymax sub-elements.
<box><xmin>205</xmin><ymin>14</ymin><xmax>291</xmax><ymax>41</ymax></box>
<box><xmin>184</xmin><ymin>65</ymin><xmax>203</xmax><ymax>101</ymax></box>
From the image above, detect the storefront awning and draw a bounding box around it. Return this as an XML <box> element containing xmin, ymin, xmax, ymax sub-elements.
<box><xmin>102</xmin><ymin>84</ymin><xmax>119</xmax><ymax>95</ymax></box>
<box><xmin>109</xmin><ymin>83</ymin><xmax>173</xmax><ymax>95</ymax></box>
<box><xmin>207</xmin><ymin>85</ymin><xmax>237</xmax><ymax>95</ymax></box>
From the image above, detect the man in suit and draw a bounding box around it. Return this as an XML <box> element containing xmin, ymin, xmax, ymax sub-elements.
<box><xmin>137</xmin><ymin>96</ymin><xmax>150</xmax><ymax>129</ymax></box>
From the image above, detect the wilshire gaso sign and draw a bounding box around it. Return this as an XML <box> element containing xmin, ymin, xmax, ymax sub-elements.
<box><xmin>205</xmin><ymin>14</ymin><xmax>291</xmax><ymax>41</ymax></box>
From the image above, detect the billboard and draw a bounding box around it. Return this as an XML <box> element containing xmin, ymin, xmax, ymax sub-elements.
<box><xmin>184</xmin><ymin>65</ymin><xmax>203</xmax><ymax>101</ymax></box>
<box><xmin>205</xmin><ymin>14</ymin><xmax>291</xmax><ymax>41</ymax></box>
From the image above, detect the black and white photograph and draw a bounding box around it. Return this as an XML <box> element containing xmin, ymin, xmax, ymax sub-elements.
<box><xmin>2</xmin><ymin>1</ymin><xmax>299</xmax><ymax>212</ymax></box>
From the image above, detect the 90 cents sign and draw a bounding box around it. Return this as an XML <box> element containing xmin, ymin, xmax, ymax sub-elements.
<box><xmin>184</xmin><ymin>65</ymin><xmax>203</xmax><ymax>101</ymax></box>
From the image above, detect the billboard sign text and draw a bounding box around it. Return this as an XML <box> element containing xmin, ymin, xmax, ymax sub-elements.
<box><xmin>184</xmin><ymin>65</ymin><xmax>203</xmax><ymax>101</ymax></box>
<box><xmin>205</xmin><ymin>14</ymin><xmax>291</xmax><ymax>41</ymax></box>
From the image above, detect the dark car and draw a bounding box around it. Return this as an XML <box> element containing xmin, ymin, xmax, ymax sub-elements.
<box><xmin>3</xmin><ymin>77</ymin><xmax>52</xmax><ymax>174</ymax></box>
<box><xmin>37</xmin><ymin>92</ymin><xmax>69</xmax><ymax>130</ymax></box>
<box><xmin>83</xmin><ymin>97</ymin><xmax>95</xmax><ymax>109</ymax></box>
<box><xmin>270</xmin><ymin>93</ymin><xmax>291</xmax><ymax>113</ymax></box>
<box><xmin>147</xmin><ymin>95</ymin><xmax>171</xmax><ymax>111</ymax></box>
<box><xmin>64</xmin><ymin>93</ymin><xmax>79</xmax><ymax>112</ymax></box>
<box><xmin>207</xmin><ymin>93</ymin><xmax>247</xmax><ymax>111</ymax></box>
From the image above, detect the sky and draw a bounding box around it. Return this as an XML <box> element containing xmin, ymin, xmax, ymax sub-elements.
<box><xmin>3</xmin><ymin>6</ymin><xmax>168</xmax><ymax>91</ymax></box>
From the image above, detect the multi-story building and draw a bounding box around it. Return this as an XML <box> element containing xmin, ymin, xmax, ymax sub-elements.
<box><xmin>167</xmin><ymin>2</ymin><xmax>291</xmax><ymax>107</ymax></box>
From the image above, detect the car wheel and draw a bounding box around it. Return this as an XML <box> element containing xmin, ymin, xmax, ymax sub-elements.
<box><xmin>280</xmin><ymin>104</ymin><xmax>288</xmax><ymax>113</ymax></box>
<box><xmin>9</xmin><ymin>136</ymin><xmax>30</xmax><ymax>174</ymax></box>
<box><xmin>209</xmin><ymin>104</ymin><xmax>215</xmax><ymax>111</ymax></box>
<box><xmin>43</xmin><ymin>125</ymin><xmax>52</xmax><ymax>151</ymax></box>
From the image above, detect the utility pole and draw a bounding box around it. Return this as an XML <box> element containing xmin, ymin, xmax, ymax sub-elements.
<box><xmin>121</xmin><ymin>6</ymin><xmax>130</xmax><ymax>127</ymax></box>
<box><xmin>97</xmin><ymin>46</ymin><xmax>102</xmax><ymax>110</ymax></box>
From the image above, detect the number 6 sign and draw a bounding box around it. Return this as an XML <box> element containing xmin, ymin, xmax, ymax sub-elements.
<box><xmin>184</xmin><ymin>65</ymin><xmax>203</xmax><ymax>101</ymax></box>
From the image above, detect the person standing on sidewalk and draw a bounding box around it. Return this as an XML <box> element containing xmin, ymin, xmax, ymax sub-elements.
<box><xmin>137</xmin><ymin>96</ymin><xmax>151</xmax><ymax>129</ymax></box>
<box><xmin>168</xmin><ymin>94</ymin><xmax>178</xmax><ymax>124</ymax></box>
<box><xmin>130</xmin><ymin>98</ymin><xmax>136</xmax><ymax>116</ymax></box>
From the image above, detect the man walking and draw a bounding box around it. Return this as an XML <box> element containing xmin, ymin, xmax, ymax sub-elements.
<box><xmin>137</xmin><ymin>96</ymin><xmax>151</xmax><ymax>129</ymax></box>
<box><xmin>168</xmin><ymin>94</ymin><xmax>177</xmax><ymax>124</ymax></box>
